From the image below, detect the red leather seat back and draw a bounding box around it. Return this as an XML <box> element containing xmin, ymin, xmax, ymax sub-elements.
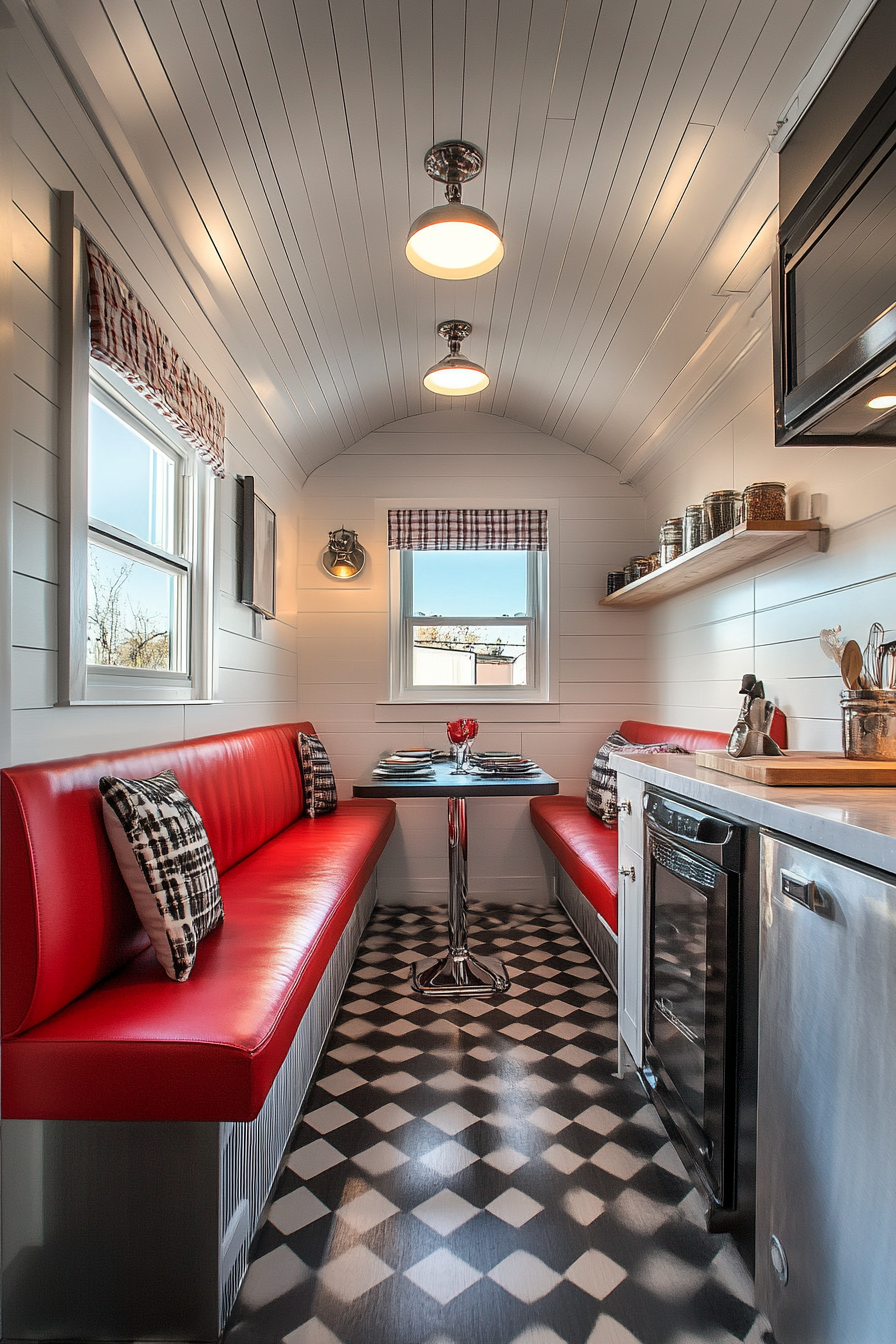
<box><xmin>2</xmin><ymin>722</ymin><xmax>315</xmax><ymax>1038</ymax></box>
<box><xmin>619</xmin><ymin>709</ymin><xmax>787</xmax><ymax>752</ymax></box>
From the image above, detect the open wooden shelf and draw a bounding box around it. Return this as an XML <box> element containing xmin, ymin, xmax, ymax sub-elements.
<box><xmin>599</xmin><ymin>519</ymin><xmax>829</xmax><ymax>608</ymax></box>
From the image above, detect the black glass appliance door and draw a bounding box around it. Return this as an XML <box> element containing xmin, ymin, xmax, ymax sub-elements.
<box><xmin>647</xmin><ymin>834</ymin><xmax>738</xmax><ymax>1207</ymax></box>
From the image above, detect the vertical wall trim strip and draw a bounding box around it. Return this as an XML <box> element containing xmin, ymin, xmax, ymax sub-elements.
<box><xmin>0</xmin><ymin>13</ymin><xmax>13</xmax><ymax>766</ymax></box>
<box><xmin>57</xmin><ymin>196</ymin><xmax>88</xmax><ymax>704</ymax></box>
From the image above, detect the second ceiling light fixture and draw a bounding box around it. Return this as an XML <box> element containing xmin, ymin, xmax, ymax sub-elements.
<box><xmin>407</xmin><ymin>141</ymin><xmax>502</xmax><ymax>397</ymax></box>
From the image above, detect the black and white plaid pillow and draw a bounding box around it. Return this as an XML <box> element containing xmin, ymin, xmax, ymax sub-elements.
<box><xmin>586</xmin><ymin>731</ymin><xmax>687</xmax><ymax>827</ymax></box>
<box><xmin>99</xmin><ymin>770</ymin><xmax>223</xmax><ymax>982</ymax></box>
<box><xmin>297</xmin><ymin>732</ymin><xmax>338</xmax><ymax>818</ymax></box>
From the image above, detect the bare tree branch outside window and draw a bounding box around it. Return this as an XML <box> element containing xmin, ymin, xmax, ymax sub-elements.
<box><xmin>88</xmin><ymin>553</ymin><xmax>170</xmax><ymax>669</ymax></box>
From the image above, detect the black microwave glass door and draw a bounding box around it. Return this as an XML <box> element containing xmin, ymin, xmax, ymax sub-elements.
<box><xmin>791</xmin><ymin>140</ymin><xmax>896</xmax><ymax>387</ymax></box>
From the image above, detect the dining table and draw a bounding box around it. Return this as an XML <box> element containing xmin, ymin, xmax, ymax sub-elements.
<box><xmin>353</xmin><ymin>757</ymin><xmax>559</xmax><ymax>997</ymax></box>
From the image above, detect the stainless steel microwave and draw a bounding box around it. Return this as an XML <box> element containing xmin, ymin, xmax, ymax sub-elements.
<box><xmin>774</xmin><ymin>67</ymin><xmax>896</xmax><ymax>446</ymax></box>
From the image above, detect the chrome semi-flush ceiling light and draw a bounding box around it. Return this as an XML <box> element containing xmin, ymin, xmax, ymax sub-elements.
<box><xmin>406</xmin><ymin>141</ymin><xmax>504</xmax><ymax>280</ymax></box>
<box><xmin>423</xmin><ymin>320</ymin><xmax>489</xmax><ymax>396</ymax></box>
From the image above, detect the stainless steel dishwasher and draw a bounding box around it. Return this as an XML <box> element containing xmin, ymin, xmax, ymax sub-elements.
<box><xmin>757</xmin><ymin>833</ymin><xmax>896</xmax><ymax>1344</ymax></box>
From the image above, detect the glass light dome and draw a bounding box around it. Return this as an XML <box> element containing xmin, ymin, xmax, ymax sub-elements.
<box><xmin>406</xmin><ymin>203</ymin><xmax>504</xmax><ymax>280</ymax></box>
<box><xmin>423</xmin><ymin>321</ymin><xmax>489</xmax><ymax>397</ymax></box>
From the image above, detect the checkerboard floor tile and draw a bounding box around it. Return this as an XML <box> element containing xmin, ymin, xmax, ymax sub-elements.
<box><xmin>223</xmin><ymin>904</ymin><xmax>773</xmax><ymax>1344</ymax></box>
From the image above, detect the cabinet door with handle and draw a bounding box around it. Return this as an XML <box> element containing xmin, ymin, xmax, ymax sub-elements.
<box><xmin>757</xmin><ymin>833</ymin><xmax>896</xmax><ymax>1344</ymax></box>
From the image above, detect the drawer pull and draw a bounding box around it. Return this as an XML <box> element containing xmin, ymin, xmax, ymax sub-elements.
<box><xmin>618</xmin><ymin>799</ymin><xmax>632</xmax><ymax>815</ymax></box>
<box><xmin>619</xmin><ymin>865</ymin><xmax>636</xmax><ymax>880</ymax></box>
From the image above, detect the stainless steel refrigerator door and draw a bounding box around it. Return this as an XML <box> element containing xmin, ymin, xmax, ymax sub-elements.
<box><xmin>757</xmin><ymin>834</ymin><xmax>896</xmax><ymax>1344</ymax></box>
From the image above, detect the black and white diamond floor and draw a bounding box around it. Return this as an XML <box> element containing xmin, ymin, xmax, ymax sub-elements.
<box><xmin>223</xmin><ymin>903</ymin><xmax>772</xmax><ymax>1344</ymax></box>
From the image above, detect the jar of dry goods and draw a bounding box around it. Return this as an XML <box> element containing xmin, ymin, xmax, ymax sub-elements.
<box><xmin>630</xmin><ymin>555</ymin><xmax>653</xmax><ymax>580</ymax></box>
<box><xmin>659</xmin><ymin>517</ymin><xmax>683</xmax><ymax>566</ymax></box>
<box><xmin>623</xmin><ymin>563</ymin><xmax>636</xmax><ymax>585</ymax></box>
<box><xmin>743</xmin><ymin>480</ymin><xmax>786</xmax><ymax>522</ymax></box>
<box><xmin>703</xmin><ymin>489</ymin><xmax>743</xmax><ymax>539</ymax></box>
<box><xmin>606</xmin><ymin>570</ymin><xmax>625</xmax><ymax>595</ymax></box>
<box><xmin>682</xmin><ymin>504</ymin><xmax>705</xmax><ymax>552</ymax></box>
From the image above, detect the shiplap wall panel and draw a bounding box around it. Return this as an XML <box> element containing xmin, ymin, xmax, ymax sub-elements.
<box><xmin>642</xmin><ymin>322</ymin><xmax>896</xmax><ymax>750</ymax></box>
<box><xmin>299</xmin><ymin>411</ymin><xmax>649</xmax><ymax>903</ymax></box>
<box><xmin>4</xmin><ymin>12</ymin><xmax>299</xmax><ymax>764</ymax></box>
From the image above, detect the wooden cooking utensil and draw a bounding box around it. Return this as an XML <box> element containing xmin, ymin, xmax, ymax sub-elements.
<box><xmin>840</xmin><ymin>639</ymin><xmax>864</xmax><ymax>689</ymax></box>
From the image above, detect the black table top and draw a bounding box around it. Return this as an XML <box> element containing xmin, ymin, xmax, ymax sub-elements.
<box><xmin>352</xmin><ymin>759</ymin><xmax>559</xmax><ymax>799</ymax></box>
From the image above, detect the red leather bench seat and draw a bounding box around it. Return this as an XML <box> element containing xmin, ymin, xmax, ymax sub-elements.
<box><xmin>529</xmin><ymin>718</ymin><xmax>778</xmax><ymax>936</ymax></box>
<box><xmin>1</xmin><ymin>724</ymin><xmax>395</xmax><ymax>1122</ymax></box>
<box><xmin>530</xmin><ymin>798</ymin><xmax>622</xmax><ymax>932</ymax></box>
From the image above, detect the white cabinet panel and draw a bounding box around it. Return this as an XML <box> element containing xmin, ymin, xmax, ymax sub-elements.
<box><xmin>617</xmin><ymin>777</ymin><xmax>643</xmax><ymax>857</ymax></box>
<box><xmin>617</xmin><ymin>839</ymin><xmax>644</xmax><ymax>1068</ymax></box>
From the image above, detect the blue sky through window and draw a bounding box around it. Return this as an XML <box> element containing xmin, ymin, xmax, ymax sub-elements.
<box><xmin>88</xmin><ymin>396</ymin><xmax>174</xmax><ymax>550</ymax></box>
<box><xmin>411</xmin><ymin>550</ymin><xmax>528</xmax><ymax>617</ymax></box>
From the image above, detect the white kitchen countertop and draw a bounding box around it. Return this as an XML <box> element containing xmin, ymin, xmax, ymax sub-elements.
<box><xmin>615</xmin><ymin>753</ymin><xmax>896</xmax><ymax>874</ymax></box>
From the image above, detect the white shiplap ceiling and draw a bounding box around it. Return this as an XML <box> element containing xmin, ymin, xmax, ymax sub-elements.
<box><xmin>25</xmin><ymin>0</ymin><xmax>856</xmax><ymax>479</ymax></box>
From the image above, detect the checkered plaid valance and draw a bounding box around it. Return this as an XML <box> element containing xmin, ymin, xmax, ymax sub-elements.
<box><xmin>85</xmin><ymin>237</ymin><xmax>226</xmax><ymax>478</ymax></box>
<box><xmin>388</xmin><ymin>508</ymin><xmax>548</xmax><ymax>551</ymax></box>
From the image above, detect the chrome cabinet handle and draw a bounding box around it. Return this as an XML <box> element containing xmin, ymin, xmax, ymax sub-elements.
<box><xmin>619</xmin><ymin>865</ymin><xmax>636</xmax><ymax>880</ymax></box>
<box><xmin>617</xmin><ymin>799</ymin><xmax>632</xmax><ymax>815</ymax></box>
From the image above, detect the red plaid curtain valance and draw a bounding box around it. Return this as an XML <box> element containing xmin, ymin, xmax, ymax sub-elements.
<box><xmin>85</xmin><ymin>237</ymin><xmax>226</xmax><ymax>478</ymax></box>
<box><xmin>388</xmin><ymin>508</ymin><xmax>548</xmax><ymax>551</ymax></box>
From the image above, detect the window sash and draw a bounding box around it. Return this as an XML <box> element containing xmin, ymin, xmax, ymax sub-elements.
<box><xmin>87</xmin><ymin>530</ymin><xmax>191</xmax><ymax>676</ymax></box>
<box><xmin>399</xmin><ymin>549</ymin><xmax>540</xmax><ymax>693</ymax></box>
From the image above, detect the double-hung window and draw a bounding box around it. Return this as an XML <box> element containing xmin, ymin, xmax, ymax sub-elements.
<box><xmin>65</xmin><ymin>231</ymin><xmax>225</xmax><ymax>704</ymax></box>
<box><xmin>389</xmin><ymin>508</ymin><xmax>550</xmax><ymax>702</ymax></box>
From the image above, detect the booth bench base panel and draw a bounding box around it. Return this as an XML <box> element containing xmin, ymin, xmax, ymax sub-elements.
<box><xmin>1</xmin><ymin>874</ymin><xmax>378</xmax><ymax>1342</ymax></box>
<box><xmin>555</xmin><ymin>866</ymin><xmax>618</xmax><ymax>994</ymax></box>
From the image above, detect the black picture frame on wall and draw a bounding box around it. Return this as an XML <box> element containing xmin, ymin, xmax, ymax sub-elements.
<box><xmin>238</xmin><ymin>476</ymin><xmax>276</xmax><ymax>619</ymax></box>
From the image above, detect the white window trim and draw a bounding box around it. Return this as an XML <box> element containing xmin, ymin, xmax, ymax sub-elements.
<box><xmin>378</xmin><ymin>497</ymin><xmax>560</xmax><ymax>707</ymax></box>
<box><xmin>58</xmin><ymin>197</ymin><xmax>219</xmax><ymax>705</ymax></box>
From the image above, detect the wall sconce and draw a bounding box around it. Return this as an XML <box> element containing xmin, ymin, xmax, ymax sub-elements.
<box><xmin>322</xmin><ymin>527</ymin><xmax>366</xmax><ymax>580</ymax></box>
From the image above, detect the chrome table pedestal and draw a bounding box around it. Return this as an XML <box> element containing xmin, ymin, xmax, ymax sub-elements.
<box><xmin>412</xmin><ymin>796</ymin><xmax>510</xmax><ymax>996</ymax></box>
<box><xmin>352</xmin><ymin>759</ymin><xmax>558</xmax><ymax>999</ymax></box>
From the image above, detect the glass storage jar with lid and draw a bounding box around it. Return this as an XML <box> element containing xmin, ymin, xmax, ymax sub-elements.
<box><xmin>629</xmin><ymin>555</ymin><xmax>653</xmax><ymax>580</ymax></box>
<box><xmin>659</xmin><ymin>517</ymin><xmax>683</xmax><ymax>565</ymax></box>
<box><xmin>743</xmin><ymin>481</ymin><xmax>786</xmax><ymax>522</ymax></box>
<box><xmin>682</xmin><ymin>503</ymin><xmax>705</xmax><ymax>552</ymax></box>
<box><xmin>703</xmin><ymin>489</ymin><xmax>742</xmax><ymax>539</ymax></box>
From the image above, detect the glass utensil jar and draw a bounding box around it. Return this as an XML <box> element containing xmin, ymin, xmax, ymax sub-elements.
<box><xmin>703</xmin><ymin>489</ymin><xmax>742</xmax><ymax>539</ymax></box>
<box><xmin>743</xmin><ymin>481</ymin><xmax>786</xmax><ymax>522</ymax></box>
<box><xmin>841</xmin><ymin>689</ymin><xmax>896</xmax><ymax>760</ymax></box>
<box><xmin>659</xmin><ymin>518</ymin><xmax>683</xmax><ymax>565</ymax></box>
<box><xmin>682</xmin><ymin>504</ymin><xmax>705</xmax><ymax>552</ymax></box>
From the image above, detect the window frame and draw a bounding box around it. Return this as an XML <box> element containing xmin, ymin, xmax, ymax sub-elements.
<box><xmin>58</xmin><ymin>204</ymin><xmax>218</xmax><ymax>706</ymax></box>
<box><xmin>384</xmin><ymin>502</ymin><xmax>557</xmax><ymax>707</ymax></box>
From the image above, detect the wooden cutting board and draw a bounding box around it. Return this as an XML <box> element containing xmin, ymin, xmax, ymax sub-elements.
<box><xmin>696</xmin><ymin>749</ymin><xmax>896</xmax><ymax>786</ymax></box>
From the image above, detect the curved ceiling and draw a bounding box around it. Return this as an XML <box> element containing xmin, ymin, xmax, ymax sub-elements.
<box><xmin>26</xmin><ymin>0</ymin><xmax>854</xmax><ymax>478</ymax></box>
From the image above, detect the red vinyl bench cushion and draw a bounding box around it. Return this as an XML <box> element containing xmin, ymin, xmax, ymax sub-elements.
<box><xmin>1</xmin><ymin>723</ymin><xmax>396</xmax><ymax>1122</ymax></box>
<box><xmin>530</xmin><ymin>716</ymin><xmax>785</xmax><ymax>935</ymax></box>
<box><xmin>2</xmin><ymin>801</ymin><xmax>395</xmax><ymax>1122</ymax></box>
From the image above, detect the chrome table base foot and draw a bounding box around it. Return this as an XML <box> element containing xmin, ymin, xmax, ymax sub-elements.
<box><xmin>412</xmin><ymin>950</ymin><xmax>509</xmax><ymax>997</ymax></box>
